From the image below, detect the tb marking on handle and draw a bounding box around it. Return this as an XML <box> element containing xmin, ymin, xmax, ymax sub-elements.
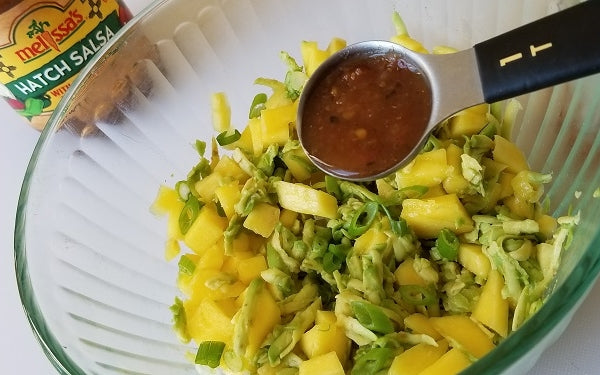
<box><xmin>499</xmin><ymin>42</ymin><xmax>553</xmax><ymax>66</ymax></box>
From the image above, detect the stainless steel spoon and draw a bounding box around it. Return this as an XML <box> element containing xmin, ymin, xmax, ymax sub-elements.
<box><xmin>297</xmin><ymin>0</ymin><xmax>600</xmax><ymax>181</ymax></box>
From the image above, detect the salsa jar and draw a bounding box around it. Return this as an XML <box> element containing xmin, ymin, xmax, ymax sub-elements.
<box><xmin>0</xmin><ymin>0</ymin><xmax>132</xmax><ymax>130</ymax></box>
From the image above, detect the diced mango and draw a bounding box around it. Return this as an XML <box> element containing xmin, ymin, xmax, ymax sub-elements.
<box><xmin>280</xmin><ymin>146</ymin><xmax>314</xmax><ymax>182</ymax></box>
<box><xmin>187</xmin><ymin>298</ymin><xmax>234</xmax><ymax>347</ymax></box>
<box><xmin>243</xmin><ymin>202</ymin><xmax>280</xmax><ymax>237</ymax></box>
<box><xmin>443</xmin><ymin>143</ymin><xmax>470</xmax><ymax>195</ymax></box>
<box><xmin>213</xmin><ymin>156</ymin><xmax>249</xmax><ymax>183</ymax></box>
<box><xmin>396</xmin><ymin>149</ymin><xmax>448</xmax><ymax>188</ymax></box>
<box><xmin>418</xmin><ymin>348</ymin><xmax>472</xmax><ymax>375</ymax></box>
<box><xmin>395</xmin><ymin>258</ymin><xmax>428</xmax><ymax>287</ymax></box>
<box><xmin>472</xmin><ymin>269</ymin><xmax>509</xmax><ymax>337</ymax></box>
<box><xmin>274</xmin><ymin>181</ymin><xmax>338</xmax><ymax>219</ymax></box>
<box><xmin>300</xmin><ymin>311</ymin><xmax>350</xmax><ymax>363</ymax></box>
<box><xmin>537</xmin><ymin>214</ymin><xmax>558</xmax><ymax>241</ymax></box>
<box><xmin>301</xmin><ymin>41</ymin><xmax>330</xmax><ymax>76</ymax></box>
<box><xmin>260</xmin><ymin>103</ymin><xmax>294</xmax><ymax>146</ymax></box>
<box><xmin>327</xmin><ymin>37</ymin><xmax>347</xmax><ymax>54</ymax></box>
<box><xmin>388</xmin><ymin>340</ymin><xmax>449</xmax><ymax>375</ymax></box>
<box><xmin>194</xmin><ymin>172</ymin><xmax>224</xmax><ymax>202</ymax></box>
<box><xmin>447</xmin><ymin>109</ymin><xmax>489</xmax><ymax>138</ymax></box>
<box><xmin>184</xmin><ymin>204</ymin><xmax>228</xmax><ymax>255</ymax></box>
<box><xmin>458</xmin><ymin>244</ymin><xmax>491</xmax><ymax>279</ymax></box>
<box><xmin>429</xmin><ymin>315</ymin><xmax>495</xmax><ymax>359</ymax></box>
<box><xmin>404</xmin><ymin>313</ymin><xmax>442</xmax><ymax>340</ymax></box>
<box><xmin>248</xmin><ymin>117</ymin><xmax>263</xmax><ymax>156</ymax></box>
<box><xmin>498</xmin><ymin>171</ymin><xmax>515</xmax><ymax>199</ymax></box>
<box><xmin>279</xmin><ymin>209</ymin><xmax>299</xmax><ymax>229</ymax></box>
<box><xmin>246</xmin><ymin>285</ymin><xmax>281</xmax><ymax>354</ymax></box>
<box><xmin>237</xmin><ymin>255</ymin><xmax>268</xmax><ymax>284</ymax></box>
<box><xmin>299</xmin><ymin>351</ymin><xmax>345</xmax><ymax>375</ymax></box>
<box><xmin>400</xmin><ymin>194</ymin><xmax>474</xmax><ymax>239</ymax></box>
<box><xmin>211</xmin><ymin>92</ymin><xmax>231</xmax><ymax>132</ymax></box>
<box><xmin>354</xmin><ymin>227</ymin><xmax>388</xmax><ymax>254</ymax></box>
<box><xmin>492</xmin><ymin>135</ymin><xmax>529</xmax><ymax>174</ymax></box>
<box><xmin>167</xmin><ymin>205</ymin><xmax>184</xmax><ymax>240</ymax></box>
<box><xmin>503</xmin><ymin>195</ymin><xmax>535</xmax><ymax>219</ymax></box>
<box><xmin>164</xmin><ymin>238</ymin><xmax>180</xmax><ymax>261</ymax></box>
<box><xmin>215</xmin><ymin>183</ymin><xmax>242</xmax><ymax>219</ymax></box>
<box><xmin>390</xmin><ymin>34</ymin><xmax>428</xmax><ymax>54</ymax></box>
<box><xmin>196</xmin><ymin>241</ymin><xmax>225</xmax><ymax>270</ymax></box>
<box><xmin>150</xmin><ymin>185</ymin><xmax>181</xmax><ymax>215</ymax></box>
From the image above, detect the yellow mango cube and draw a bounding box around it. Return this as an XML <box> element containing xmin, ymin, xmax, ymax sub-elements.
<box><xmin>150</xmin><ymin>185</ymin><xmax>181</xmax><ymax>215</ymax></box>
<box><xmin>418</xmin><ymin>348</ymin><xmax>472</xmax><ymax>375</ymax></box>
<box><xmin>299</xmin><ymin>351</ymin><xmax>345</xmax><ymax>375</ymax></box>
<box><xmin>211</xmin><ymin>92</ymin><xmax>231</xmax><ymax>132</ymax></box>
<box><xmin>248</xmin><ymin>117</ymin><xmax>263</xmax><ymax>156</ymax></box>
<box><xmin>196</xmin><ymin>241</ymin><xmax>225</xmax><ymax>270</ymax></box>
<box><xmin>279</xmin><ymin>209</ymin><xmax>299</xmax><ymax>229</ymax></box>
<box><xmin>300</xmin><ymin>311</ymin><xmax>350</xmax><ymax>363</ymax></box>
<box><xmin>400</xmin><ymin>194</ymin><xmax>474</xmax><ymax>239</ymax></box>
<box><xmin>260</xmin><ymin>103</ymin><xmax>294</xmax><ymax>146</ymax></box>
<box><xmin>472</xmin><ymin>269</ymin><xmax>509</xmax><ymax>337</ymax></box>
<box><xmin>404</xmin><ymin>313</ymin><xmax>442</xmax><ymax>340</ymax></box>
<box><xmin>187</xmin><ymin>298</ymin><xmax>234</xmax><ymax>347</ymax></box>
<box><xmin>243</xmin><ymin>202</ymin><xmax>280</xmax><ymax>237</ymax></box>
<box><xmin>274</xmin><ymin>181</ymin><xmax>338</xmax><ymax>219</ymax></box>
<box><xmin>183</xmin><ymin>204</ymin><xmax>228</xmax><ymax>255</ymax></box>
<box><xmin>246</xmin><ymin>286</ymin><xmax>281</xmax><ymax>355</ymax></box>
<box><xmin>194</xmin><ymin>172</ymin><xmax>224</xmax><ymax>202</ymax></box>
<box><xmin>396</xmin><ymin>149</ymin><xmax>448</xmax><ymax>188</ymax></box>
<box><xmin>388</xmin><ymin>340</ymin><xmax>449</xmax><ymax>375</ymax></box>
<box><xmin>395</xmin><ymin>258</ymin><xmax>428</xmax><ymax>287</ymax></box>
<box><xmin>443</xmin><ymin>144</ymin><xmax>470</xmax><ymax>195</ymax></box>
<box><xmin>458</xmin><ymin>244</ymin><xmax>491</xmax><ymax>279</ymax></box>
<box><xmin>280</xmin><ymin>147</ymin><xmax>313</xmax><ymax>182</ymax></box>
<box><xmin>354</xmin><ymin>227</ymin><xmax>388</xmax><ymax>254</ymax></box>
<box><xmin>215</xmin><ymin>183</ymin><xmax>242</xmax><ymax>219</ymax></box>
<box><xmin>429</xmin><ymin>315</ymin><xmax>495</xmax><ymax>359</ymax></box>
<box><xmin>492</xmin><ymin>135</ymin><xmax>529</xmax><ymax>174</ymax></box>
<box><xmin>390</xmin><ymin>34</ymin><xmax>428</xmax><ymax>53</ymax></box>
<box><xmin>213</xmin><ymin>156</ymin><xmax>249</xmax><ymax>183</ymax></box>
<box><xmin>237</xmin><ymin>255</ymin><xmax>268</xmax><ymax>285</ymax></box>
<box><xmin>447</xmin><ymin>109</ymin><xmax>489</xmax><ymax>138</ymax></box>
<box><xmin>300</xmin><ymin>40</ymin><xmax>330</xmax><ymax>76</ymax></box>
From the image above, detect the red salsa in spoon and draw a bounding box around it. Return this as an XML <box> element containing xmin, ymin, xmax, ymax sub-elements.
<box><xmin>299</xmin><ymin>52</ymin><xmax>432</xmax><ymax>180</ymax></box>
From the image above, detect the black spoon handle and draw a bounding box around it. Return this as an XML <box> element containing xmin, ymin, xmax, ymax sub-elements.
<box><xmin>474</xmin><ymin>0</ymin><xmax>600</xmax><ymax>103</ymax></box>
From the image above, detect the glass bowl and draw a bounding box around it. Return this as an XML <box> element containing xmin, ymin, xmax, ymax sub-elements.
<box><xmin>15</xmin><ymin>0</ymin><xmax>600</xmax><ymax>374</ymax></box>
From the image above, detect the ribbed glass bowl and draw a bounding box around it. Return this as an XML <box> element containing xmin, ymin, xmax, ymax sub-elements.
<box><xmin>15</xmin><ymin>0</ymin><xmax>600</xmax><ymax>374</ymax></box>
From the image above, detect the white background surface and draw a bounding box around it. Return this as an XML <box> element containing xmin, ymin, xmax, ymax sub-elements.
<box><xmin>1</xmin><ymin>0</ymin><xmax>600</xmax><ymax>373</ymax></box>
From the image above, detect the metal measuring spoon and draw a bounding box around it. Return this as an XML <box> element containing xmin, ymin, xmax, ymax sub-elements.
<box><xmin>297</xmin><ymin>0</ymin><xmax>600</xmax><ymax>181</ymax></box>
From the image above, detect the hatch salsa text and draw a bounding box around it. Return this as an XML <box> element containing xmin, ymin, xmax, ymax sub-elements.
<box><xmin>152</xmin><ymin>13</ymin><xmax>578</xmax><ymax>375</ymax></box>
<box><xmin>300</xmin><ymin>52</ymin><xmax>431</xmax><ymax>179</ymax></box>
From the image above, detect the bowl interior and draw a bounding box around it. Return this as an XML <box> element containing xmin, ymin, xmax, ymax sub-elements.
<box><xmin>16</xmin><ymin>0</ymin><xmax>600</xmax><ymax>374</ymax></box>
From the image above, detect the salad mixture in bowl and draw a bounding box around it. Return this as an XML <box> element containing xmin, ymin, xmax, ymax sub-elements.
<box><xmin>152</xmin><ymin>14</ymin><xmax>578</xmax><ymax>375</ymax></box>
<box><xmin>16</xmin><ymin>1</ymin><xmax>600</xmax><ymax>375</ymax></box>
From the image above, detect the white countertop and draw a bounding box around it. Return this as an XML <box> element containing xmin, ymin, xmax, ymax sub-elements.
<box><xmin>1</xmin><ymin>0</ymin><xmax>600</xmax><ymax>373</ymax></box>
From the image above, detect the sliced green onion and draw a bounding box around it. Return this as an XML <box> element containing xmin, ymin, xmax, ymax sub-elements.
<box><xmin>216</xmin><ymin>129</ymin><xmax>242</xmax><ymax>146</ymax></box>
<box><xmin>436</xmin><ymin>228</ymin><xmax>459</xmax><ymax>261</ymax></box>
<box><xmin>351</xmin><ymin>347</ymin><xmax>395</xmax><ymax>375</ymax></box>
<box><xmin>328</xmin><ymin>242</ymin><xmax>351</xmax><ymax>258</ymax></box>
<box><xmin>350</xmin><ymin>300</ymin><xmax>394</xmax><ymax>334</ymax></box>
<box><xmin>178</xmin><ymin>255</ymin><xmax>196</xmax><ymax>276</ymax></box>
<box><xmin>325</xmin><ymin>175</ymin><xmax>342</xmax><ymax>200</ymax></box>
<box><xmin>249</xmin><ymin>93</ymin><xmax>268</xmax><ymax>118</ymax></box>
<box><xmin>195</xmin><ymin>341</ymin><xmax>226</xmax><ymax>368</ymax></box>
<box><xmin>179</xmin><ymin>196</ymin><xmax>202</xmax><ymax>235</ymax></box>
<box><xmin>348</xmin><ymin>201</ymin><xmax>379</xmax><ymax>237</ymax></box>
<box><xmin>310</xmin><ymin>236</ymin><xmax>329</xmax><ymax>258</ymax></box>
<box><xmin>322</xmin><ymin>252</ymin><xmax>343</xmax><ymax>273</ymax></box>
<box><xmin>194</xmin><ymin>140</ymin><xmax>207</xmax><ymax>156</ymax></box>
<box><xmin>399</xmin><ymin>285</ymin><xmax>437</xmax><ymax>306</ymax></box>
<box><xmin>399</xmin><ymin>185</ymin><xmax>429</xmax><ymax>198</ymax></box>
<box><xmin>175</xmin><ymin>180</ymin><xmax>190</xmax><ymax>201</ymax></box>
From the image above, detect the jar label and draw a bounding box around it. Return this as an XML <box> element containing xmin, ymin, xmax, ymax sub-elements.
<box><xmin>0</xmin><ymin>0</ymin><xmax>131</xmax><ymax>129</ymax></box>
